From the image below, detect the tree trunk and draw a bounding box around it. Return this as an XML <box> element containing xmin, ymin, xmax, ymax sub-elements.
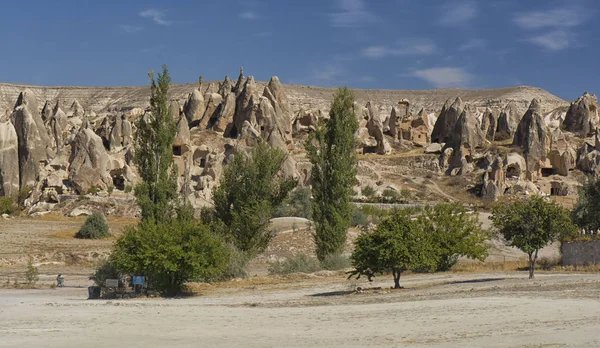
<box><xmin>392</xmin><ymin>269</ymin><xmax>402</xmax><ymax>289</ymax></box>
<box><xmin>528</xmin><ymin>250</ymin><xmax>538</xmax><ymax>279</ymax></box>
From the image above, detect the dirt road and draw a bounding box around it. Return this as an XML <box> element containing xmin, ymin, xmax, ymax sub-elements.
<box><xmin>1</xmin><ymin>272</ymin><xmax>600</xmax><ymax>347</ymax></box>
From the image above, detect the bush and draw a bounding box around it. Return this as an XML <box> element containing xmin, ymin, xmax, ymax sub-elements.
<box><xmin>0</xmin><ymin>197</ymin><xmax>16</xmax><ymax>215</ymax></box>
<box><xmin>111</xmin><ymin>219</ymin><xmax>230</xmax><ymax>296</ymax></box>
<box><xmin>76</xmin><ymin>213</ymin><xmax>111</xmax><ymax>239</ymax></box>
<box><xmin>268</xmin><ymin>254</ymin><xmax>321</xmax><ymax>275</ymax></box>
<box><xmin>107</xmin><ymin>186</ymin><xmax>114</xmax><ymax>196</ymax></box>
<box><xmin>18</xmin><ymin>186</ymin><xmax>32</xmax><ymax>208</ymax></box>
<box><xmin>273</xmin><ymin>187</ymin><xmax>313</xmax><ymax>219</ymax></box>
<box><xmin>90</xmin><ymin>259</ymin><xmax>122</xmax><ymax>287</ymax></box>
<box><xmin>210</xmin><ymin>244</ymin><xmax>250</xmax><ymax>281</ymax></box>
<box><xmin>351</xmin><ymin>206</ymin><xmax>369</xmax><ymax>227</ymax></box>
<box><xmin>361</xmin><ymin>185</ymin><xmax>376</xmax><ymax>198</ymax></box>
<box><xmin>25</xmin><ymin>257</ymin><xmax>39</xmax><ymax>285</ymax></box>
<box><xmin>320</xmin><ymin>254</ymin><xmax>351</xmax><ymax>270</ymax></box>
<box><xmin>124</xmin><ymin>185</ymin><xmax>133</xmax><ymax>194</ymax></box>
<box><xmin>87</xmin><ymin>186</ymin><xmax>100</xmax><ymax>195</ymax></box>
<box><xmin>382</xmin><ymin>189</ymin><xmax>398</xmax><ymax>200</ymax></box>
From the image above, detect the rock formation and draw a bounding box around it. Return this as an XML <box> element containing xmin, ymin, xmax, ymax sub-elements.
<box><xmin>212</xmin><ymin>92</ymin><xmax>236</xmax><ymax>133</ymax></box>
<box><xmin>41</xmin><ymin>101</ymin><xmax>52</xmax><ymax>123</ymax></box>
<box><xmin>547</xmin><ymin>128</ymin><xmax>576</xmax><ymax>176</ymax></box>
<box><xmin>366</xmin><ymin>101</ymin><xmax>391</xmax><ymax>155</ymax></box>
<box><xmin>68</xmin><ymin>100</ymin><xmax>84</xmax><ymax>118</ymax></box>
<box><xmin>200</xmin><ymin>93</ymin><xmax>223</xmax><ymax>129</ymax></box>
<box><xmin>233</xmin><ymin>76</ymin><xmax>257</xmax><ymax>136</ymax></box>
<box><xmin>431</xmin><ymin>97</ymin><xmax>463</xmax><ymax>143</ymax></box>
<box><xmin>495</xmin><ymin>103</ymin><xmax>520</xmax><ymax>141</ymax></box>
<box><xmin>563</xmin><ymin>92</ymin><xmax>598</xmax><ymax>137</ymax></box>
<box><xmin>480</xmin><ymin>108</ymin><xmax>498</xmax><ymax>141</ymax></box>
<box><xmin>513</xmin><ymin>99</ymin><xmax>548</xmax><ymax>178</ymax></box>
<box><xmin>0</xmin><ymin>120</ymin><xmax>19</xmax><ymax>198</ymax></box>
<box><xmin>218</xmin><ymin>76</ymin><xmax>233</xmax><ymax>97</ymax></box>
<box><xmin>445</xmin><ymin>108</ymin><xmax>485</xmax><ymax>170</ymax></box>
<box><xmin>169</xmin><ymin>100</ymin><xmax>181</xmax><ymax>121</ymax></box>
<box><xmin>183</xmin><ymin>89</ymin><xmax>205</xmax><ymax>125</ymax></box>
<box><xmin>233</xmin><ymin>67</ymin><xmax>245</xmax><ymax>95</ymax></box>
<box><xmin>68</xmin><ymin>121</ymin><xmax>111</xmax><ymax>194</ymax></box>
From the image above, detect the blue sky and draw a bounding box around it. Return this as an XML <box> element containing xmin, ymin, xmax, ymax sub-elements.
<box><xmin>0</xmin><ymin>0</ymin><xmax>597</xmax><ymax>100</ymax></box>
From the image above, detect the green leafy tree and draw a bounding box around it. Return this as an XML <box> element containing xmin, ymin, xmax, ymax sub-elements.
<box><xmin>211</xmin><ymin>140</ymin><xmax>297</xmax><ymax>256</ymax></box>
<box><xmin>25</xmin><ymin>256</ymin><xmax>39</xmax><ymax>285</ymax></box>
<box><xmin>571</xmin><ymin>177</ymin><xmax>600</xmax><ymax>234</ymax></box>
<box><xmin>306</xmin><ymin>87</ymin><xmax>359</xmax><ymax>261</ymax></box>
<box><xmin>134</xmin><ymin>65</ymin><xmax>178</xmax><ymax>223</ymax></box>
<box><xmin>348</xmin><ymin>210</ymin><xmax>437</xmax><ymax>288</ymax></box>
<box><xmin>112</xmin><ymin>219</ymin><xmax>229</xmax><ymax>296</ymax></box>
<box><xmin>491</xmin><ymin>196</ymin><xmax>578</xmax><ymax>279</ymax></box>
<box><xmin>76</xmin><ymin>212</ymin><xmax>111</xmax><ymax>239</ymax></box>
<box><xmin>273</xmin><ymin>187</ymin><xmax>313</xmax><ymax>219</ymax></box>
<box><xmin>419</xmin><ymin>203</ymin><xmax>489</xmax><ymax>271</ymax></box>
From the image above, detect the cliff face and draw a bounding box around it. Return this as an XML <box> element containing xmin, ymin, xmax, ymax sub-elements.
<box><xmin>0</xmin><ymin>82</ymin><xmax>568</xmax><ymax>117</ymax></box>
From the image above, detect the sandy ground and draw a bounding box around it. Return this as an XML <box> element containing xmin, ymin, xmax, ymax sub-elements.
<box><xmin>2</xmin><ymin>271</ymin><xmax>600</xmax><ymax>348</ymax></box>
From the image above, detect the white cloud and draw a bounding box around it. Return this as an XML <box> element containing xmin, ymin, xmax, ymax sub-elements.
<box><xmin>528</xmin><ymin>30</ymin><xmax>571</xmax><ymax>51</ymax></box>
<box><xmin>438</xmin><ymin>1</ymin><xmax>478</xmax><ymax>26</ymax></box>
<box><xmin>513</xmin><ymin>6</ymin><xmax>590</xmax><ymax>29</ymax></box>
<box><xmin>411</xmin><ymin>67</ymin><xmax>472</xmax><ymax>88</ymax></box>
<box><xmin>312</xmin><ymin>64</ymin><xmax>343</xmax><ymax>81</ymax></box>
<box><xmin>362</xmin><ymin>41</ymin><xmax>437</xmax><ymax>58</ymax></box>
<box><xmin>139</xmin><ymin>9</ymin><xmax>171</xmax><ymax>26</ymax></box>
<box><xmin>239</xmin><ymin>11</ymin><xmax>258</xmax><ymax>20</ymax></box>
<box><xmin>459</xmin><ymin>38</ymin><xmax>486</xmax><ymax>51</ymax></box>
<box><xmin>330</xmin><ymin>0</ymin><xmax>378</xmax><ymax>28</ymax></box>
<box><xmin>119</xmin><ymin>25</ymin><xmax>143</xmax><ymax>33</ymax></box>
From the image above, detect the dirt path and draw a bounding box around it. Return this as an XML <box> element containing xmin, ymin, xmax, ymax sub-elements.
<box><xmin>1</xmin><ymin>272</ymin><xmax>600</xmax><ymax>347</ymax></box>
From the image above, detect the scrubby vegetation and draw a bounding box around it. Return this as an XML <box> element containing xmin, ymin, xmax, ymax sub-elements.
<box><xmin>0</xmin><ymin>197</ymin><xmax>16</xmax><ymax>215</ymax></box>
<box><xmin>75</xmin><ymin>213</ymin><xmax>111</xmax><ymax>239</ymax></box>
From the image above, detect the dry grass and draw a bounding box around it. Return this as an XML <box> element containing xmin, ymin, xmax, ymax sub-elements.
<box><xmin>51</xmin><ymin>229</ymin><xmax>78</xmax><ymax>239</ymax></box>
<box><xmin>451</xmin><ymin>260</ymin><xmax>530</xmax><ymax>272</ymax></box>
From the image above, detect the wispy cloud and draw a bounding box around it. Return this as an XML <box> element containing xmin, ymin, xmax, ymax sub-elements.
<box><xmin>438</xmin><ymin>1</ymin><xmax>478</xmax><ymax>26</ymax></box>
<box><xmin>312</xmin><ymin>64</ymin><xmax>343</xmax><ymax>81</ymax></box>
<box><xmin>411</xmin><ymin>67</ymin><xmax>472</xmax><ymax>88</ymax></box>
<box><xmin>528</xmin><ymin>30</ymin><xmax>571</xmax><ymax>51</ymax></box>
<box><xmin>239</xmin><ymin>11</ymin><xmax>258</xmax><ymax>20</ymax></box>
<box><xmin>139</xmin><ymin>9</ymin><xmax>171</xmax><ymax>26</ymax></box>
<box><xmin>362</xmin><ymin>41</ymin><xmax>437</xmax><ymax>58</ymax></box>
<box><xmin>330</xmin><ymin>0</ymin><xmax>378</xmax><ymax>28</ymax></box>
<box><xmin>256</xmin><ymin>31</ymin><xmax>272</xmax><ymax>37</ymax></box>
<box><xmin>513</xmin><ymin>6</ymin><xmax>590</xmax><ymax>29</ymax></box>
<box><xmin>119</xmin><ymin>25</ymin><xmax>143</xmax><ymax>33</ymax></box>
<box><xmin>459</xmin><ymin>38</ymin><xmax>486</xmax><ymax>51</ymax></box>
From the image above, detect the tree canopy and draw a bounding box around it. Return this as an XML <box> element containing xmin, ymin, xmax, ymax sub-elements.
<box><xmin>491</xmin><ymin>195</ymin><xmax>578</xmax><ymax>279</ymax></box>
<box><xmin>571</xmin><ymin>176</ymin><xmax>600</xmax><ymax>235</ymax></box>
<box><xmin>306</xmin><ymin>87</ymin><xmax>359</xmax><ymax>261</ymax></box>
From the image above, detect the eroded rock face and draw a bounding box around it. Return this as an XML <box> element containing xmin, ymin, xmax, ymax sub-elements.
<box><xmin>513</xmin><ymin>99</ymin><xmax>548</xmax><ymax>176</ymax></box>
<box><xmin>366</xmin><ymin>101</ymin><xmax>391</xmax><ymax>155</ymax></box>
<box><xmin>233</xmin><ymin>76</ymin><xmax>257</xmax><ymax>136</ymax></box>
<box><xmin>548</xmin><ymin>128</ymin><xmax>576</xmax><ymax>176</ymax></box>
<box><xmin>495</xmin><ymin>103</ymin><xmax>520</xmax><ymax>141</ymax></box>
<box><xmin>218</xmin><ymin>76</ymin><xmax>233</xmax><ymax>97</ymax></box>
<box><xmin>480</xmin><ymin>108</ymin><xmax>498</xmax><ymax>141</ymax></box>
<box><xmin>446</xmin><ymin>108</ymin><xmax>485</xmax><ymax>170</ymax></box>
<box><xmin>169</xmin><ymin>100</ymin><xmax>181</xmax><ymax>121</ymax></box>
<box><xmin>68</xmin><ymin>122</ymin><xmax>111</xmax><ymax>194</ymax></box>
<box><xmin>200</xmin><ymin>93</ymin><xmax>223</xmax><ymax>129</ymax></box>
<box><xmin>41</xmin><ymin>101</ymin><xmax>52</xmax><ymax>123</ymax></box>
<box><xmin>108</xmin><ymin>115</ymin><xmax>133</xmax><ymax>151</ymax></box>
<box><xmin>0</xmin><ymin>120</ymin><xmax>20</xmax><ymax>198</ymax></box>
<box><xmin>68</xmin><ymin>100</ymin><xmax>85</xmax><ymax>118</ymax></box>
<box><xmin>174</xmin><ymin>114</ymin><xmax>190</xmax><ymax>146</ymax></box>
<box><xmin>563</xmin><ymin>92</ymin><xmax>599</xmax><ymax>137</ymax></box>
<box><xmin>481</xmin><ymin>156</ymin><xmax>505</xmax><ymax>201</ymax></box>
<box><xmin>212</xmin><ymin>92</ymin><xmax>236</xmax><ymax>133</ymax></box>
<box><xmin>431</xmin><ymin>97</ymin><xmax>463</xmax><ymax>143</ymax></box>
<box><xmin>263</xmin><ymin>76</ymin><xmax>293</xmax><ymax>139</ymax></box>
<box><xmin>11</xmin><ymin>103</ymin><xmax>51</xmax><ymax>189</ymax></box>
<box><xmin>184</xmin><ymin>89</ymin><xmax>205</xmax><ymax>125</ymax></box>
<box><xmin>233</xmin><ymin>67</ymin><xmax>245</xmax><ymax>96</ymax></box>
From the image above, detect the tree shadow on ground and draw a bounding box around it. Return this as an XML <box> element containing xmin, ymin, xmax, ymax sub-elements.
<box><xmin>449</xmin><ymin>277</ymin><xmax>505</xmax><ymax>285</ymax></box>
<box><xmin>310</xmin><ymin>290</ymin><xmax>355</xmax><ymax>297</ymax></box>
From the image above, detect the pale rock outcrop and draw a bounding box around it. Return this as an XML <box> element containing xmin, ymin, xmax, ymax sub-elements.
<box><xmin>263</xmin><ymin>76</ymin><xmax>293</xmax><ymax>138</ymax></box>
<box><xmin>0</xmin><ymin>120</ymin><xmax>20</xmax><ymax>198</ymax></box>
<box><xmin>504</xmin><ymin>153</ymin><xmax>527</xmax><ymax>180</ymax></box>
<box><xmin>293</xmin><ymin>108</ymin><xmax>320</xmax><ymax>135</ymax></box>
<box><xmin>239</xmin><ymin>120</ymin><xmax>261</xmax><ymax>146</ymax></box>
<box><xmin>108</xmin><ymin>114</ymin><xmax>133</xmax><ymax>151</ymax></box>
<box><xmin>233</xmin><ymin>67</ymin><xmax>245</xmax><ymax>96</ymax></box>
<box><xmin>431</xmin><ymin>97</ymin><xmax>463</xmax><ymax>143</ymax></box>
<box><xmin>495</xmin><ymin>103</ymin><xmax>520</xmax><ymax>141</ymax></box>
<box><xmin>183</xmin><ymin>89</ymin><xmax>205</xmax><ymax>124</ymax></box>
<box><xmin>11</xmin><ymin>103</ymin><xmax>51</xmax><ymax>189</ymax></box>
<box><xmin>233</xmin><ymin>76</ymin><xmax>257</xmax><ymax>136</ymax></box>
<box><xmin>366</xmin><ymin>101</ymin><xmax>391</xmax><ymax>155</ymax></box>
<box><xmin>174</xmin><ymin>115</ymin><xmax>190</xmax><ymax>146</ymax></box>
<box><xmin>480</xmin><ymin>108</ymin><xmax>498</xmax><ymax>141</ymax></box>
<box><xmin>41</xmin><ymin>101</ymin><xmax>52</xmax><ymax>123</ymax></box>
<box><xmin>547</xmin><ymin>128</ymin><xmax>576</xmax><ymax>176</ymax></box>
<box><xmin>212</xmin><ymin>92</ymin><xmax>236</xmax><ymax>133</ymax></box>
<box><xmin>200</xmin><ymin>93</ymin><xmax>223</xmax><ymax>129</ymax></box>
<box><xmin>255</xmin><ymin>96</ymin><xmax>288</xmax><ymax>150</ymax></box>
<box><xmin>68</xmin><ymin>100</ymin><xmax>84</xmax><ymax>118</ymax></box>
<box><xmin>218</xmin><ymin>76</ymin><xmax>233</xmax><ymax>97</ymax></box>
<box><xmin>513</xmin><ymin>99</ymin><xmax>548</xmax><ymax>177</ymax></box>
<box><xmin>68</xmin><ymin>122</ymin><xmax>111</xmax><ymax>194</ymax></box>
<box><xmin>446</xmin><ymin>108</ymin><xmax>485</xmax><ymax>170</ymax></box>
<box><xmin>481</xmin><ymin>156</ymin><xmax>505</xmax><ymax>201</ymax></box>
<box><xmin>409</xmin><ymin>108</ymin><xmax>431</xmax><ymax>145</ymax></box>
<box><xmin>169</xmin><ymin>100</ymin><xmax>181</xmax><ymax>121</ymax></box>
<box><xmin>425</xmin><ymin>143</ymin><xmax>443</xmax><ymax>154</ymax></box>
<box><xmin>563</xmin><ymin>92</ymin><xmax>599</xmax><ymax>137</ymax></box>
<box><xmin>204</xmin><ymin>82</ymin><xmax>219</xmax><ymax>95</ymax></box>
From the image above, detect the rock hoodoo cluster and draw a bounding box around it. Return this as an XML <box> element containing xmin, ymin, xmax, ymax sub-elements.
<box><xmin>0</xmin><ymin>70</ymin><xmax>596</xmax><ymax>215</ymax></box>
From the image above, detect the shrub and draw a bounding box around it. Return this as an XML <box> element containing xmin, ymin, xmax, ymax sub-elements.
<box><xmin>107</xmin><ymin>186</ymin><xmax>114</xmax><ymax>196</ymax></box>
<box><xmin>111</xmin><ymin>219</ymin><xmax>230</xmax><ymax>296</ymax></box>
<box><xmin>90</xmin><ymin>259</ymin><xmax>122</xmax><ymax>287</ymax></box>
<box><xmin>87</xmin><ymin>186</ymin><xmax>100</xmax><ymax>195</ymax></box>
<box><xmin>273</xmin><ymin>187</ymin><xmax>312</xmax><ymax>219</ymax></box>
<box><xmin>361</xmin><ymin>185</ymin><xmax>376</xmax><ymax>198</ymax></box>
<box><xmin>212</xmin><ymin>244</ymin><xmax>250</xmax><ymax>281</ymax></box>
<box><xmin>400</xmin><ymin>189</ymin><xmax>411</xmax><ymax>199</ymax></box>
<box><xmin>18</xmin><ymin>186</ymin><xmax>32</xmax><ymax>208</ymax></box>
<box><xmin>320</xmin><ymin>254</ymin><xmax>351</xmax><ymax>270</ymax></box>
<box><xmin>268</xmin><ymin>254</ymin><xmax>321</xmax><ymax>275</ymax></box>
<box><xmin>124</xmin><ymin>185</ymin><xmax>133</xmax><ymax>194</ymax></box>
<box><xmin>0</xmin><ymin>197</ymin><xmax>16</xmax><ymax>215</ymax></box>
<box><xmin>351</xmin><ymin>206</ymin><xmax>369</xmax><ymax>227</ymax></box>
<box><xmin>76</xmin><ymin>213</ymin><xmax>111</xmax><ymax>239</ymax></box>
<box><xmin>25</xmin><ymin>257</ymin><xmax>39</xmax><ymax>285</ymax></box>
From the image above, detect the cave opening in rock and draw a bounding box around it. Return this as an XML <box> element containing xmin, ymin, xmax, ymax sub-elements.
<box><xmin>173</xmin><ymin>145</ymin><xmax>182</xmax><ymax>156</ymax></box>
<box><xmin>112</xmin><ymin>176</ymin><xmax>125</xmax><ymax>191</ymax></box>
<box><xmin>541</xmin><ymin>168</ymin><xmax>554</xmax><ymax>177</ymax></box>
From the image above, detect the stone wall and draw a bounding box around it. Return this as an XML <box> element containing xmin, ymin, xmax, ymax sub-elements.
<box><xmin>561</xmin><ymin>241</ymin><xmax>600</xmax><ymax>266</ymax></box>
